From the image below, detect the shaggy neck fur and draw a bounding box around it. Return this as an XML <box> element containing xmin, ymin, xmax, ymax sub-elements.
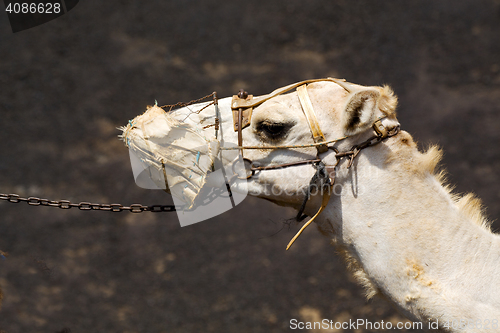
<box><xmin>313</xmin><ymin>130</ymin><xmax>500</xmax><ymax>330</ymax></box>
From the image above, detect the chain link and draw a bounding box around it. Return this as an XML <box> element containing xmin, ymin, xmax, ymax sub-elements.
<box><xmin>335</xmin><ymin>125</ymin><xmax>401</xmax><ymax>168</ymax></box>
<box><xmin>0</xmin><ymin>193</ymin><xmax>179</xmax><ymax>213</ymax></box>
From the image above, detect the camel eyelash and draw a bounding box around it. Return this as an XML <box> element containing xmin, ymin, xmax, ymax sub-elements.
<box><xmin>255</xmin><ymin>121</ymin><xmax>294</xmax><ymax>140</ymax></box>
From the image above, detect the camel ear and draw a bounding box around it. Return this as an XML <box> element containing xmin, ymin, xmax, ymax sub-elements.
<box><xmin>342</xmin><ymin>89</ymin><xmax>380</xmax><ymax>136</ymax></box>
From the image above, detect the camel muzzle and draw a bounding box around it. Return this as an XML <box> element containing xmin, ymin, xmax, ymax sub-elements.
<box><xmin>122</xmin><ymin>78</ymin><xmax>400</xmax><ymax>249</ymax></box>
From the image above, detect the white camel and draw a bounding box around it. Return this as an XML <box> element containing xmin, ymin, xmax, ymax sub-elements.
<box><xmin>123</xmin><ymin>79</ymin><xmax>500</xmax><ymax>332</ymax></box>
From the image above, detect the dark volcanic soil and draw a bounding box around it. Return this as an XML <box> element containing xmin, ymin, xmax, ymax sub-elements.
<box><xmin>0</xmin><ymin>1</ymin><xmax>499</xmax><ymax>332</ymax></box>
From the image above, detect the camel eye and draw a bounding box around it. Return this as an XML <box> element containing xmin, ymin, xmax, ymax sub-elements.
<box><xmin>256</xmin><ymin>121</ymin><xmax>292</xmax><ymax>141</ymax></box>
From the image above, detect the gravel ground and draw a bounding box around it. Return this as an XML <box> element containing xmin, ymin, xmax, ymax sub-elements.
<box><xmin>0</xmin><ymin>1</ymin><xmax>499</xmax><ymax>332</ymax></box>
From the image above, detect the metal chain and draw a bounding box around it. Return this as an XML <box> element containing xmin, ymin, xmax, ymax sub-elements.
<box><xmin>0</xmin><ymin>95</ymin><xmax>220</xmax><ymax>215</ymax></box>
<box><xmin>0</xmin><ymin>193</ymin><xmax>179</xmax><ymax>213</ymax></box>
<box><xmin>336</xmin><ymin>125</ymin><xmax>401</xmax><ymax>168</ymax></box>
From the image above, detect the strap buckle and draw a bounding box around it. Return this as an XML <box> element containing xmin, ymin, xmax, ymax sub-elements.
<box><xmin>372</xmin><ymin>119</ymin><xmax>388</xmax><ymax>138</ymax></box>
<box><xmin>231</xmin><ymin>92</ymin><xmax>253</xmax><ymax>132</ymax></box>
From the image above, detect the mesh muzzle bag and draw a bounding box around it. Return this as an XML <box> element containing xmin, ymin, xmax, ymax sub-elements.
<box><xmin>121</xmin><ymin>105</ymin><xmax>247</xmax><ymax>226</ymax></box>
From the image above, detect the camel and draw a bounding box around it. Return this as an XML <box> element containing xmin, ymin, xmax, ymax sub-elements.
<box><xmin>122</xmin><ymin>79</ymin><xmax>500</xmax><ymax>332</ymax></box>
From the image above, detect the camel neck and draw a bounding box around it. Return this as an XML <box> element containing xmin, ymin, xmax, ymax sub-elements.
<box><xmin>320</xmin><ymin>138</ymin><xmax>500</xmax><ymax>326</ymax></box>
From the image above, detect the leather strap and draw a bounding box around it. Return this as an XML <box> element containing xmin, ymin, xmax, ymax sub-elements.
<box><xmin>231</xmin><ymin>78</ymin><xmax>347</xmax><ymax>151</ymax></box>
<box><xmin>237</xmin><ymin>107</ymin><xmax>243</xmax><ymax>153</ymax></box>
<box><xmin>296</xmin><ymin>84</ymin><xmax>328</xmax><ymax>153</ymax></box>
<box><xmin>286</xmin><ymin>183</ymin><xmax>332</xmax><ymax>250</ymax></box>
<box><xmin>231</xmin><ymin>94</ymin><xmax>253</xmax><ymax>131</ymax></box>
<box><xmin>231</xmin><ymin>77</ymin><xmax>347</xmax><ymax>110</ymax></box>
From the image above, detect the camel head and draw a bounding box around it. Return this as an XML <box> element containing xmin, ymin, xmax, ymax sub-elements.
<box><xmin>226</xmin><ymin>79</ymin><xmax>400</xmax><ymax>210</ymax></box>
<box><xmin>121</xmin><ymin>78</ymin><xmax>400</xmax><ymax>225</ymax></box>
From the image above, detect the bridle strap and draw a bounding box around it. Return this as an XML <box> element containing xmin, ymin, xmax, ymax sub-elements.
<box><xmin>296</xmin><ymin>84</ymin><xmax>328</xmax><ymax>153</ymax></box>
<box><xmin>285</xmin><ymin>122</ymin><xmax>401</xmax><ymax>250</ymax></box>
<box><xmin>286</xmin><ymin>182</ymin><xmax>332</xmax><ymax>251</ymax></box>
<box><xmin>228</xmin><ymin>78</ymin><xmax>400</xmax><ymax>250</ymax></box>
<box><xmin>231</xmin><ymin>78</ymin><xmax>345</xmax><ymax>156</ymax></box>
<box><xmin>232</xmin><ymin>77</ymin><xmax>346</xmax><ymax>110</ymax></box>
<box><xmin>237</xmin><ymin>105</ymin><xmax>243</xmax><ymax>148</ymax></box>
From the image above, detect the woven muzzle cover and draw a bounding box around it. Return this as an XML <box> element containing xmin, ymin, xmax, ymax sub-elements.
<box><xmin>122</xmin><ymin>105</ymin><xmax>220</xmax><ymax>209</ymax></box>
<box><xmin>122</xmin><ymin>103</ymin><xmax>248</xmax><ymax>227</ymax></box>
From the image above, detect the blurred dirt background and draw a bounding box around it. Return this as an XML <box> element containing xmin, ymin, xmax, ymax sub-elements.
<box><xmin>0</xmin><ymin>0</ymin><xmax>499</xmax><ymax>332</ymax></box>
